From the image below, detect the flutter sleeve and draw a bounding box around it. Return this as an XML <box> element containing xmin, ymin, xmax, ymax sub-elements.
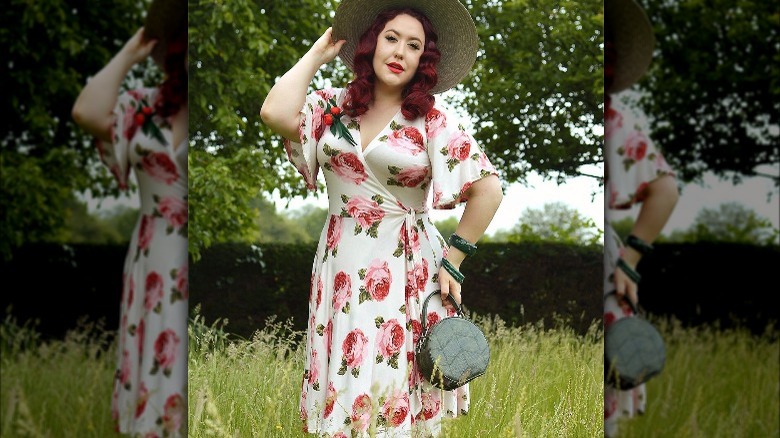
<box><xmin>425</xmin><ymin>105</ymin><xmax>499</xmax><ymax>209</ymax></box>
<box><xmin>606</xmin><ymin>96</ymin><xmax>675</xmax><ymax>210</ymax></box>
<box><xmin>95</xmin><ymin>87</ymin><xmax>151</xmax><ymax>191</ymax></box>
<box><xmin>282</xmin><ymin>88</ymin><xmax>342</xmax><ymax>191</ymax></box>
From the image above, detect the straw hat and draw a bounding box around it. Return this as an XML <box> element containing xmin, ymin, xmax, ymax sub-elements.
<box><xmin>332</xmin><ymin>0</ymin><xmax>478</xmax><ymax>94</ymax></box>
<box><xmin>143</xmin><ymin>0</ymin><xmax>187</xmax><ymax>66</ymax></box>
<box><xmin>605</xmin><ymin>0</ymin><xmax>655</xmax><ymax>93</ymax></box>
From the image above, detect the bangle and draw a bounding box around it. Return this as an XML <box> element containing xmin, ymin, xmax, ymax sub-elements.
<box><xmin>441</xmin><ymin>258</ymin><xmax>465</xmax><ymax>284</ymax></box>
<box><xmin>625</xmin><ymin>234</ymin><xmax>653</xmax><ymax>256</ymax></box>
<box><xmin>448</xmin><ymin>233</ymin><xmax>477</xmax><ymax>257</ymax></box>
<box><xmin>616</xmin><ymin>258</ymin><xmax>641</xmax><ymax>284</ymax></box>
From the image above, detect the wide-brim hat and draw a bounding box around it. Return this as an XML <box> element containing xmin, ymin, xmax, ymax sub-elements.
<box><xmin>332</xmin><ymin>0</ymin><xmax>478</xmax><ymax>94</ymax></box>
<box><xmin>143</xmin><ymin>0</ymin><xmax>188</xmax><ymax>66</ymax></box>
<box><xmin>605</xmin><ymin>0</ymin><xmax>655</xmax><ymax>93</ymax></box>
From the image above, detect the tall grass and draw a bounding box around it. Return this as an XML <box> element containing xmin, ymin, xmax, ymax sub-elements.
<box><xmin>616</xmin><ymin>317</ymin><xmax>779</xmax><ymax>437</ymax></box>
<box><xmin>2</xmin><ymin>310</ymin><xmax>776</xmax><ymax>438</ymax></box>
<box><xmin>0</xmin><ymin>313</ymin><xmax>120</xmax><ymax>437</ymax></box>
<box><xmin>187</xmin><ymin>311</ymin><xmax>604</xmax><ymax>437</ymax></box>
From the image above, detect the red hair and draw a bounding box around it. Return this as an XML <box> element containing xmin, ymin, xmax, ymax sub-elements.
<box><xmin>155</xmin><ymin>30</ymin><xmax>188</xmax><ymax>118</ymax></box>
<box><xmin>342</xmin><ymin>8</ymin><xmax>441</xmax><ymax>120</ymax></box>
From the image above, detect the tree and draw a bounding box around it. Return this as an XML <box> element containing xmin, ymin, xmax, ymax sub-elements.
<box><xmin>635</xmin><ymin>0</ymin><xmax>779</xmax><ymax>185</ymax></box>
<box><xmin>676</xmin><ymin>203</ymin><xmax>778</xmax><ymax>246</ymax></box>
<box><xmin>434</xmin><ymin>217</ymin><xmax>460</xmax><ymax>242</ymax></box>
<box><xmin>187</xmin><ymin>0</ymin><xmax>348</xmax><ymax>260</ymax></box>
<box><xmin>284</xmin><ymin>204</ymin><xmax>330</xmax><ymax>242</ymax></box>
<box><xmin>1</xmin><ymin>0</ymin><xmax>154</xmax><ymax>259</ymax></box>
<box><xmin>497</xmin><ymin>202</ymin><xmax>603</xmax><ymax>246</ymax></box>
<box><xmin>461</xmin><ymin>0</ymin><xmax>604</xmax><ymax>184</ymax></box>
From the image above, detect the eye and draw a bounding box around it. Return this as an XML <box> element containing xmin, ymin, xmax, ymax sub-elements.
<box><xmin>409</xmin><ymin>42</ymin><xmax>421</xmax><ymax>50</ymax></box>
<box><xmin>385</xmin><ymin>35</ymin><xmax>398</xmax><ymax>42</ymax></box>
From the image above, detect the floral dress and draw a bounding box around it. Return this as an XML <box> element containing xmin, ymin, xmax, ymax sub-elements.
<box><xmin>97</xmin><ymin>87</ymin><xmax>188</xmax><ymax>437</ymax></box>
<box><xmin>284</xmin><ymin>88</ymin><xmax>498</xmax><ymax>437</ymax></box>
<box><xmin>603</xmin><ymin>92</ymin><xmax>674</xmax><ymax>437</ymax></box>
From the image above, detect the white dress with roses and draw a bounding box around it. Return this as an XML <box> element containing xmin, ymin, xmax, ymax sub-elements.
<box><xmin>603</xmin><ymin>93</ymin><xmax>674</xmax><ymax>438</ymax></box>
<box><xmin>97</xmin><ymin>87</ymin><xmax>188</xmax><ymax>437</ymax></box>
<box><xmin>284</xmin><ymin>88</ymin><xmax>498</xmax><ymax>437</ymax></box>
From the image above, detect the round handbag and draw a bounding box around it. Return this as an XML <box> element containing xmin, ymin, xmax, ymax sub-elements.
<box><xmin>415</xmin><ymin>291</ymin><xmax>490</xmax><ymax>391</ymax></box>
<box><xmin>604</xmin><ymin>291</ymin><xmax>666</xmax><ymax>390</ymax></box>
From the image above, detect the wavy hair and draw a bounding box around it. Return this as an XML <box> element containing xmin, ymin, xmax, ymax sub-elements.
<box><xmin>155</xmin><ymin>30</ymin><xmax>188</xmax><ymax>118</ymax></box>
<box><xmin>343</xmin><ymin>8</ymin><xmax>441</xmax><ymax>120</ymax></box>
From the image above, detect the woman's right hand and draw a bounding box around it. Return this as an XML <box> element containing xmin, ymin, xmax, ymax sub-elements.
<box><xmin>309</xmin><ymin>27</ymin><xmax>347</xmax><ymax>66</ymax></box>
<box><xmin>119</xmin><ymin>27</ymin><xmax>158</xmax><ymax>66</ymax></box>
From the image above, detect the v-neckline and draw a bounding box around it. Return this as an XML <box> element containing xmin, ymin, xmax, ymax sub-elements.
<box><xmin>357</xmin><ymin>107</ymin><xmax>402</xmax><ymax>155</ymax></box>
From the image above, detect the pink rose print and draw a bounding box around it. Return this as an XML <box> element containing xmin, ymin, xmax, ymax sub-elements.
<box><xmin>341</xmin><ymin>328</ymin><xmax>369</xmax><ymax>376</ymax></box>
<box><xmin>410</xmin><ymin>319</ymin><xmax>422</xmax><ymax>344</ymax></box>
<box><xmin>324</xmin><ymin>382</ymin><xmax>337</xmax><ymax>418</ymax></box>
<box><xmin>332</xmin><ymin>271</ymin><xmax>352</xmax><ymax>313</ymax></box>
<box><xmin>376</xmin><ymin>318</ymin><xmax>405</xmax><ymax>358</ymax></box>
<box><xmin>119</xmin><ymin>350</ymin><xmax>131</xmax><ymax>389</ymax></box>
<box><xmin>605</xmin><ymin>106</ymin><xmax>623</xmax><ymax>139</ymax></box>
<box><xmin>120</xmin><ymin>314</ymin><xmax>128</xmax><ymax>347</ymax></box>
<box><xmin>400</xmin><ymin>221</ymin><xmax>421</xmax><ymax>255</ymax></box>
<box><xmin>364</xmin><ymin>259</ymin><xmax>392</xmax><ymax>301</ymax></box>
<box><xmin>330</xmin><ymin>152</ymin><xmax>368</xmax><ymax>185</ymax></box>
<box><xmin>175</xmin><ymin>264</ymin><xmax>188</xmax><ymax>300</ymax></box>
<box><xmin>345</xmin><ymin>196</ymin><xmax>385</xmax><ymax>229</ymax></box>
<box><xmin>316</xmin><ymin>277</ymin><xmax>323</xmax><ymax>309</ymax></box>
<box><xmin>394</xmin><ymin>165</ymin><xmax>429</xmax><ymax>188</ymax></box>
<box><xmin>405</xmin><ymin>259</ymin><xmax>430</xmax><ymax>299</ymax></box>
<box><xmin>144</xmin><ymin>271</ymin><xmax>164</xmax><ymax>312</ymax></box>
<box><xmin>426</xmin><ymin>312</ymin><xmax>441</xmax><ymax>329</ymax></box>
<box><xmin>382</xmin><ymin>389</ymin><xmax>410</xmax><ymax>427</ymax></box>
<box><xmin>315</xmin><ymin>89</ymin><xmax>336</xmax><ymax>101</ymax></box>
<box><xmin>135</xmin><ymin>382</ymin><xmax>149</xmax><ymax>418</ymax></box>
<box><xmin>326</xmin><ymin>215</ymin><xmax>343</xmax><ymax>253</ymax></box>
<box><xmin>634</xmin><ymin>182</ymin><xmax>650</xmax><ymax>203</ymax></box>
<box><xmin>387</xmin><ymin>126</ymin><xmax>425</xmax><ymax>155</ymax></box>
<box><xmin>416</xmin><ymin>392</ymin><xmax>441</xmax><ymax>420</ymax></box>
<box><xmin>127</xmin><ymin>276</ymin><xmax>134</xmax><ymax>307</ymax></box>
<box><xmin>143</xmin><ymin>433</ymin><xmax>159</xmax><ymax>438</ymax></box>
<box><xmin>324</xmin><ymin>320</ymin><xmax>333</xmax><ymax>352</ymax></box>
<box><xmin>312</xmin><ymin>103</ymin><xmax>325</xmax><ymax>143</ymax></box>
<box><xmin>333</xmin><ymin>433</ymin><xmax>348</xmax><ymax>438</ymax></box>
<box><xmin>123</xmin><ymin>105</ymin><xmax>140</xmax><ymax>142</ymax></box>
<box><xmin>137</xmin><ymin>318</ymin><xmax>145</xmax><ymax>357</ymax></box>
<box><xmin>162</xmin><ymin>393</ymin><xmax>185</xmax><ymax>433</ymax></box>
<box><xmin>425</xmin><ymin>107</ymin><xmax>447</xmax><ymax>139</ymax></box>
<box><xmin>138</xmin><ymin>215</ymin><xmax>154</xmax><ymax>252</ymax></box>
<box><xmin>141</xmin><ymin>152</ymin><xmax>179</xmax><ymax>184</ymax></box>
<box><xmin>604</xmin><ymin>312</ymin><xmax>616</xmax><ymax>329</ymax></box>
<box><xmin>458</xmin><ymin>181</ymin><xmax>474</xmax><ymax>203</ymax></box>
<box><xmin>158</xmin><ymin>196</ymin><xmax>187</xmax><ymax>230</ymax></box>
<box><xmin>153</xmin><ymin>328</ymin><xmax>181</xmax><ymax>375</ymax></box>
<box><xmin>350</xmin><ymin>394</ymin><xmax>372</xmax><ymax>432</ymax></box>
<box><xmin>447</xmin><ymin>130</ymin><xmax>472</xmax><ymax>162</ymax></box>
<box><xmin>623</xmin><ymin>131</ymin><xmax>649</xmax><ymax>161</ymax></box>
<box><xmin>308</xmin><ymin>349</ymin><xmax>319</xmax><ymax>389</ymax></box>
<box><xmin>432</xmin><ymin>182</ymin><xmax>444</xmax><ymax>208</ymax></box>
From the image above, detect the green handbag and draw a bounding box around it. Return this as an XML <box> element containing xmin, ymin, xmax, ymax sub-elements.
<box><xmin>604</xmin><ymin>291</ymin><xmax>666</xmax><ymax>390</ymax></box>
<box><xmin>415</xmin><ymin>291</ymin><xmax>490</xmax><ymax>391</ymax></box>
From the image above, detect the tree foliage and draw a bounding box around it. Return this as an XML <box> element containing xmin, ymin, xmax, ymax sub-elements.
<box><xmin>635</xmin><ymin>0</ymin><xmax>779</xmax><ymax>185</ymax></box>
<box><xmin>494</xmin><ymin>202</ymin><xmax>603</xmax><ymax>245</ymax></box>
<box><xmin>670</xmin><ymin>203</ymin><xmax>779</xmax><ymax>246</ymax></box>
<box><xmin>1</xmin><ymin>0</ymin><xmax>154</xmax><ymax>259</ymax></box>
<box><xmin>461</xmin><ymin>0</ymin><xmax>604</xmax><ymax>184</ymax></box>
<box><xmin>187</xmin><ymin>0</ymin><xmax>349</xmax><ymax>260</ymax></box>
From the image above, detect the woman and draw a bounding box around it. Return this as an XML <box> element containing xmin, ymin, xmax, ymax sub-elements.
<box><xmin>71</xmin><ymin>0</ymin><xmax>188</xmax><ymax>435</ymax></box>
<box><xmin>603</xmin><ymin>0</ymin><xmax>679</xmax><ymax>436</ymax></box>
<box><xmin>261</xmin><ymin>0</ymin><xmax>503</xmax><ymax>436</ymax></box>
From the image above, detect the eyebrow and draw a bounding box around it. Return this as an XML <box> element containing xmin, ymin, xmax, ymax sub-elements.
<box><xmin>385</xmin><ymin>29</ymin><xmax>423</xmax><ymax>43</ymax></box>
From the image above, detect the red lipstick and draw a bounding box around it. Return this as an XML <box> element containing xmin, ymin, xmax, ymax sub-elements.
<box><xmin>387</xmin><ymin>62</ymin><xmax>404</xmax><ymax>74</ymax></box>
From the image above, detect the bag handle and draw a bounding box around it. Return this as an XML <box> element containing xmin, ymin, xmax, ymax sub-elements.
<box><xmin>604</xmin><ymin>290</ymin><xmax>641</xmax><ymax>316</ymax></box>
<box><xmin>421</xmin><ymin>291</ymin><xmax>465</xmax><ymax>333</ymax></box>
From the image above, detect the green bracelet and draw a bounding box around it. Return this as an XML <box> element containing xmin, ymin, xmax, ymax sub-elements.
<box><xmin>449</xmin><ymin>233</ymin><xmax>477</xmax><ymax>257</ymax></box>
<box><xmin>625</xmin><ymin>234</ymin><xmax>653</xmax><ymax>256</ymax></box>
<box><xmin>616</xmin><ymin>258</ymin><xmax>641</xmax><ymax>284</ymax></box>
<box><xmin>441</xmin><ymin>258</ymin><xmax>465</xmax><ymax>284</ymax></box>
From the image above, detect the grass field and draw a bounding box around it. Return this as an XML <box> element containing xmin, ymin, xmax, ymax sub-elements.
<box><xmin>2</xmin><ymin>309</ymin><xmax>777</xmax><ymax>438</ymax></box>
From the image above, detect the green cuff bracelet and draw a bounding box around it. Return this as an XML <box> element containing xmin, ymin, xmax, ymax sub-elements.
<box><xmin>441</xmin><ymin>258</ymin><xmax>465</xmax><ymax>284</ymax></box>
<box><xmin>625</xmin><ymin>234</ymin><xmax>654</xmax><ymax>255</ymax></box>
<box><xmin>449</xmin><ymin>233</ymin><xmax>477</xmax><ymax>257</ymax></box>
<box><xmin>616</xmin><ymin>258</ymin><xmax>641</xmax><ymax>284</ymax></box>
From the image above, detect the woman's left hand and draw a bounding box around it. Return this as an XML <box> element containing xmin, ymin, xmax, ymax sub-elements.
<box><xmin>438</xmin><ymin>264</ymin><xmax>462</xmax><ymax>312</ymax></box>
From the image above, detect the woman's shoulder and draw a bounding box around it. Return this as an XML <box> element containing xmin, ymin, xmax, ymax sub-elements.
<box><xmin>309</xmin><ymin>87</ymin><xmax>346</xmax><ymax>103</ymax></box>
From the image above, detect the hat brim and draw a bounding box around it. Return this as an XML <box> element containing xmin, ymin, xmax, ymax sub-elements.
<box><xmin>606</xmin><ymin>0</ymin><xmax>655</xmax><ymax>93</ymax></box>
<box><xmin>332</xmin><ymin>0</ymin><xmax>478</xmax><ymax>94</ymax></box>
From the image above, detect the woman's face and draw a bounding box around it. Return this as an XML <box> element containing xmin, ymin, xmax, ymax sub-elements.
<box><xmin>372</xmin><ymin>14</ymin><xmax>425</xmax><ymax>93</ymax></box>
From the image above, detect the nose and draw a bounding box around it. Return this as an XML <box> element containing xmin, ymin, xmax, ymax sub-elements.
<box><xmin>393</xmin><ymin>45</ymin><xmax>404</xmax><ymax>60</ymax></box>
